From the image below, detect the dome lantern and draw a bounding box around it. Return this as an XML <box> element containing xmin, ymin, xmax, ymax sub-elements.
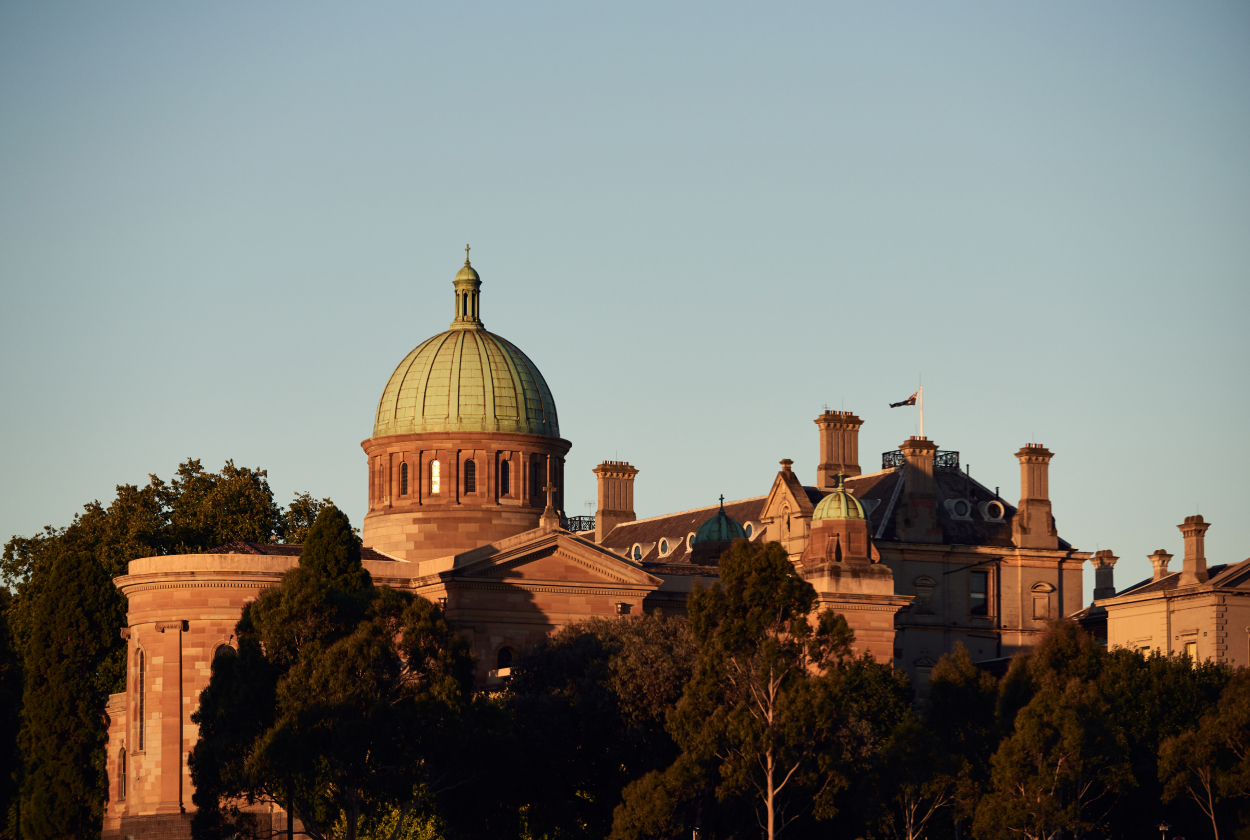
<box><xmin>372</xmin><ymin>249</ymin><xmax>560</xmax><ymax>439</ymax></box>
<box><xmin>451</xmin><ymin>244</ymin><xmax>483</xmax><ymax>330</ymax></box>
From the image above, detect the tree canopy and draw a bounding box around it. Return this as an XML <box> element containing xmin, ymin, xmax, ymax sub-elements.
<box><xmin>191</xmin><ymin>506</ymin><xmax>476</xmax><ymax>840</ymax></box>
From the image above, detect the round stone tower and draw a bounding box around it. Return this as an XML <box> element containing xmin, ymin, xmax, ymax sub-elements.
<box><xmin>361</xmin><ymin>249</ymin><xmax>571</xmax><ymax>561</ymax></box>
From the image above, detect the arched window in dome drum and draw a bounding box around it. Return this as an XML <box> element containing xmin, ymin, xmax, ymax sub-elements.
<box><xmin>431</xmin><ymin>460</ymin><xmax>441</xmax><ymax>494</ymax></box>
<box><xmin>497</xmin><ymin>647</ymin><xmax>513</xmax><ymax>669</ymax></box>
<box><xmin>530</xmin><ymin>458</ymin><xmax>539</xmax><ymax>502</ymax></box>
<box><xmin>500</xmin><ymin>460</ymin><xmax>510</xmax><ymax>495</ymax></box>
<box><xmin>464</xmin><ymin>459</ymin><xmax>476</xmax><ymax>494</ymax></box>
<box><xmin>400</xmin><ymin>461</ymin><xmax>409</xmax><ymax>496</ymax></box>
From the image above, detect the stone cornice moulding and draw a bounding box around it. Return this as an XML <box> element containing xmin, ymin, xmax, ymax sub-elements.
<box><xmin>416</xmin><ymin>580</ymin><xmax>654</xmax><ymax>598</ymax></box>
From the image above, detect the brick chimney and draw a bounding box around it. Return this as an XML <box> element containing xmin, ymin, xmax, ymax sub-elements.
<box><xmin>593</xmin><ymin>461</ymin><xmax>638</xmax><ymax>543</ymax></box>
<box><xmin>1011</xmin><ymin>444</ymin><xmax>1059</xmax><ymax>550</ymax></box>
<box><xmin>1178</xmin><ymin>515</ymin><xmax>1211</xmax><ymax>586</ymax></box>
<box><xmin>1091</xmin><ymin>550</ymin><xmax>1118</xmax><ymax>600</ymax></box>
<box><xmin>895</xmin><ymin>436</ymin><xmax>942</xmax><ymax>543</ymax></box>
<box><xmin>1148</xmin><ymin>549</ymin><xmax>1173</xmax><ymax>582</ymax></box>
<box><xmin>815</xmin><ymin>410</ymin><xmax>863</xmax><ymax>488</ymax></box>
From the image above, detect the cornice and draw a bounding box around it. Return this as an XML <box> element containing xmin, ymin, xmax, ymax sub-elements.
<box><xmin>415</xmin><ymin>579</ymin><xmax>653</xmax><ymax>598</ymax></box>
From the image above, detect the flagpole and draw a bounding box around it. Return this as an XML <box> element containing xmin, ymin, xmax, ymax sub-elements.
<box><xmin>919</xmin><ymin>385</ymin><xmax>924</xmax><ymax>437</ymax></box>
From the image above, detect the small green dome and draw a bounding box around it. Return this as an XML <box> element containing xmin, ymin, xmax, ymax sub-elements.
<box><xmin>372</xmin><ymin>252</ymin><xmax>560</xmax><ymax>439</ymax></box>
<box><xmin>693</xmin><ymin>496</ymin><xmax>747</xmax><ymax>545</ymax></box>
<box><xmin>812</xmin><ymin>477</ymin><xmax>867</xmax><ymax>522</ymax></box>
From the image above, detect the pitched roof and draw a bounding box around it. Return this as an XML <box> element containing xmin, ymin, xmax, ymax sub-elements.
<box><xmin>600</xmin><ymin>496</ymin><xmax>767</xmax><ymax>563</ymax></box>
<box><xmin>598</xmin><ymin>462</ymin><xmax>1074</xmax><ymax>559</ymax></box>
<box><xmin>1110</xmin><ymin>560</ymin><xmax>1250</xmax><ymax>598</ymax></box>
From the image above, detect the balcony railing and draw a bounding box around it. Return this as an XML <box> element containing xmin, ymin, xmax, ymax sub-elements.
<box><xmin>881</xmin><ymin>450</ymin><xmax>961</xmax><ymax>470</ymax></box>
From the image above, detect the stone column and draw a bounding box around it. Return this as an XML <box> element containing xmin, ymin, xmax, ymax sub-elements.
<box><xmin>155</xmin><ymin>620</ymin><xmax>186</xmax><ymax>814</ymax></box>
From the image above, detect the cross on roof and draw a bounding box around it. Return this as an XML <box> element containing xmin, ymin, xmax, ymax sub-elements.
<box><xmin>464</xmin><ymin>243</ymin><xmax>471</xmax><ymax>264</ymax></box>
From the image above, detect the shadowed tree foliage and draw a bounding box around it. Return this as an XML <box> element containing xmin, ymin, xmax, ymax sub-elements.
<box><xmin>1159</xmin><ymin>668</ymin><xmax>1250</xmax><ymax>840</ymax></box>
<box><xmin>191</xmin><ymin>506</ymin><xmax>475</xmax><ymax>840</ymax></box>
<box><xmin>17</xmin><ymin>547</ymin><xmax>125</xmax><ymax>840</ymax></box>
<box><xmin>464</xmin><ymin>614</ymin><xmax>699</xmax><ymax>839</ymax></box>
<box><xmin>0</xmin><ymin>589</ymin><xmax>22</xmax><ymax>840</ymax></box>
<box><xmin>613</xmin><ymin>540</ymin><xmax>872</xmax><ymax>840</ymax></box>
<box><xmin>0</xmin><ymin>459</ymin><xmax>339</xmax><ymax>840</ymax></box>
<box><xmin>924</xmin><ymin>642</ymin><xmax>1000</xmax><ymax>834</ymax></box>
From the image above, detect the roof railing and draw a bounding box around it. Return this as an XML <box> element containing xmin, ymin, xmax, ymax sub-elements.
<box><xmin>563</xmin><ymin>515</ymin><xmax>595</xmax><ymax>532</ymax></box>
<box><xmin>881</xmin><ymin>450</ymin><xmax>961</xmax><ymax>470</ymax></box>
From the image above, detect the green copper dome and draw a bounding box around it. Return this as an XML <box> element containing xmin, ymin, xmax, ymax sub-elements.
<box><xmin>693</xmin><ymin>496</ymin><xmax>748</xmax><ymax>545</ymax></box>
<box><xmin>372</xmin><ymin>251</ymin><xmax>560</xmax><ymax>439</ymax></box>
<box><xmin>812</xmin><ymin>476</ymin><xmax>867</xmax><ymax>522</ymax></box>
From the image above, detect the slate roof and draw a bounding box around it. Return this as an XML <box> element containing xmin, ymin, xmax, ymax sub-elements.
<box><xmin>205</xmin><ymin>540</ymin><xmax>398</xmax><ymax>564</ymax></box>
<box><xmin>600</xmin><ymin>496</ymin><xmax>768</xmax><ymax>564</ymax></box>
<box><xmin>601</xmin><ymin>463</ymin><xmax>1072</xmax><ymax>561</ymax></box>
<box><xmin>1108</xmin><ymin>560</ymin><xmax>1250</xmax><ymax>598</ymax></box>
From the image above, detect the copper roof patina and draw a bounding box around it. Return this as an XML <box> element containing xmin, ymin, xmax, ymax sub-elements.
<box><xmin>372</xmin><ymin>253</ymin><xmax>560</xmax><ymax>439</ymax></box>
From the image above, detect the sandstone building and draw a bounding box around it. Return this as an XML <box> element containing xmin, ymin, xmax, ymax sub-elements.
<box><xmin>1078</xmin><ymin>515</ymin><xmax>1250</xmax><ymax>666</ymax></box>
<box><xmin>102</xmin><ymin>253</ymin><xmax>1092</xmax><ymax>838</ymax></box>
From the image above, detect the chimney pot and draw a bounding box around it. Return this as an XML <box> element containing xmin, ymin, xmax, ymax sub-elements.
<box><xmin>815</xmin><ymin>409</ymin><xmax>863</xmax><ymax>489</ymax></box>
<box><xmin>1178</xmin><ymin>515</ymin><xmax>1211</xmax><ymax>586</ymax></box>
<box><xmin>593</xmin><ymin>460</ymin><xmax>639</xmax><ymax>543</ymax></box>
<box><xmin>1149</xmin><ymin>549</ymin><xmax>1173</xmax><ymax>582</ymax></box>
<box><xmin>1012</xmin><ymin>443</ymin><xmax>1058</xmax><ymax>550</ymax></box>
<box><xmin>1092</xmin><ymin>550</ymin><xmax>1118</xmax><ymax>600</ymax></box>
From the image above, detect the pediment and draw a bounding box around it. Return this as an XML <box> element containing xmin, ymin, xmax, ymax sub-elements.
<box><xmin>761</xmin><ymin>470</ymin><xmax>815</xmax><ymax>522</ymax></box>
<box><xmin>455</xmin><ymin>533</ymin><xmax>662</xmax><ymax>587</ymax></box>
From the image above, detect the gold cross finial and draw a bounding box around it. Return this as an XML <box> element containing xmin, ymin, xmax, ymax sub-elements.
<box><xmin>464</xmin><ymin>243</ymin><xmax>471</xmax><ymax>265</ymax></box>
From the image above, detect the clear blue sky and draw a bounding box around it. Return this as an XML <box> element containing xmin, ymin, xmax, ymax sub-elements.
<box><xmin>2</xmin><ymin>2</ymin><xmax>1247</xmax><ymax>601</ymax></box>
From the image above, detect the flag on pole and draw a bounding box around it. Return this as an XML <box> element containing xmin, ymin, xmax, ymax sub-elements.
<box><xmin>890</xmin><ymin>392</ymin><xmax>918</xmax><ymax>408</ymax></box>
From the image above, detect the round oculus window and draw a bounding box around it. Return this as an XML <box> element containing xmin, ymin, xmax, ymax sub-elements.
<box><xmin>953</xmin><ymin>500</ymin><xmax>971</xmax><ymax>517</ymax></box>
<box><xmin>660</xmin><ymin>539</ymin><xmax>669</xmax><ymax>554</ymax></box>
<box><xmin>986</xmin><ymin>501</ymin><xmax>1005</xmax><ymax>520</ymax></box>
<box><xmin>744</xmin><ymin>523</ymin><xmax>753</xmax><ymax>538</ymax></box>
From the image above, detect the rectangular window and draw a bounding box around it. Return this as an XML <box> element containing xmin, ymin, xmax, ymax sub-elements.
<box><xmin>1032</xmin><ymin>595</ymin><xmax>1051</xmax><ymax>620</ymax></box>
<box><xmin>1185</xmin><ymin>641</ymin><xmax>1197</xmax><ymax>661</ymax></box>
<box><xmin>970</xmin><ymin>571</ymin><xmax>989</xmax><ymax>616</ymax></box>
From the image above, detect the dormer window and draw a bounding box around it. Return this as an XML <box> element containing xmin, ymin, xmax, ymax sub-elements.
<box><xmin>659</xmin><ymin>539</ymin><xmax>669</xmax><ymax>555</ymax></box>
<box><xmin>632</xmin><ymin>544</ymin><xmax>642</xmax><ymax>560</ymax></box>
<box><xmin>744</xmin><ymin>523</ymin><xmax>753</xmax><ymax>538</ymax></box>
